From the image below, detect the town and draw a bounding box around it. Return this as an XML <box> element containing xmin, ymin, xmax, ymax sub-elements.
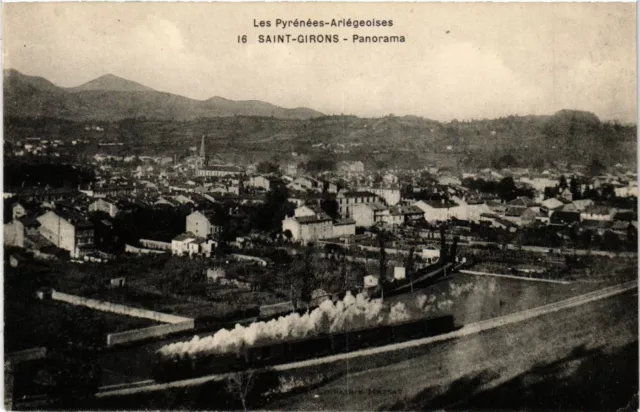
<box><xmin>4</xmin><ymin>129</ymin><xmax>638</xmax><ymax>409</ymax></box>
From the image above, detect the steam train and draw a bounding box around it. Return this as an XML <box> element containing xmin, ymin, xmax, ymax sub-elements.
<box><xmin>151</xmin><ymin>314</ymin><xmax>457</xmax><ymax>382</ymax></box>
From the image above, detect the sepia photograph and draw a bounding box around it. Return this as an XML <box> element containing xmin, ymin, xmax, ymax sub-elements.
<box><xmin>2</xmin><ymin>2</ymin><xmax>638</xmax><ymax>410</ymax></box>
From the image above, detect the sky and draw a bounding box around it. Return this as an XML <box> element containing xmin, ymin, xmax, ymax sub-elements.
<box><xmin>3</xmin><ymin>2</ymin><xmax>637</xmax><ymax>123</ymax></box>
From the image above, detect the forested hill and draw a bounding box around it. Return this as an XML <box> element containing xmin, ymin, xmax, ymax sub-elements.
<box><xmin>4</xmin><ymin>109</ymin><xmax>636</xmax><ymax>170</ymax></box>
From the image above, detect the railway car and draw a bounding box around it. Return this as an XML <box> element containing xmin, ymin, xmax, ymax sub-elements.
<box><xmin>152</xmin><ymin>315</ymin><xmax>458</xmax><ymax>382</ymax></box>
<box><xmin>286</xmin><ymin>335</ymin><xmax>333</xmax><ymax>361</ymax></box>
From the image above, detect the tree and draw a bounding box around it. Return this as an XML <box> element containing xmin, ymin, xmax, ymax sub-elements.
<box><xmin>376</xmin><ymin>229</ymin><xmax>387</xmax><ymax>299</ymax></box>
<box><xmin>405</xmin><ymin>247</ymin><xmax>416</xmax><ymax>278</ymax></box>
<box><xmin>340</xmin><ymin>250</ymin><xmax>348</xmax><ymax>289</ymax></box>
<box><xmin>439</xmin><ymin>225</ymin><xmax>448</xmax><ymax>263</ymax></box>
<box><xmin>226</xmin><ymin>370</ymin><xmax>256</xmax><ymax>411</ymax></box>
<box><xmin>256</xmin><ymin>161</ymin><xmax>280</xmax><ymax>175</ymax></box>
<box><xmin>496</xmin><ymin>177</ymin><xmax>517</xmax><ymax>201</ymax></box>
<box><xmin>559</xmin><ymin>175</ymin><xmax>568</xmax><ymax>190</ymax></box>
<box><xmin>449</xmin><ymin>236</ymin><xmax>459</xmax><ymax>263</ymax></box>
<box><xmin>300</xmin><ymin>246</ymin><xmax>315</xmax><ymax>304</ymax></box>
<box><xmin>320</xmin><ymin>197</ymin><xmax>339</xmax><ymax>219</ymax></box>
<box><xmin>283</xmin><ymin>229</ymin><xmax>293</xmax><ymax>243</ymax></box>
<box><xmin>570</xmin><ymin>176</ymin><xmax>580</xmax><ymax>200</ymax></box>
<box><xmin>587</xmin><ymin>158</ymin><xmax>606</xmax><ymax>177</ymax></box>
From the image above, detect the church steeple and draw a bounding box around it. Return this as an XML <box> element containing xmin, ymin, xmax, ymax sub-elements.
<box><xmin>197</xmin><ymin>135</ymin><xmax>207</xmax><ymax>170</ymax></box>
<box><xmin>199</xmin><ymin>135</ymin><xmax>206</xmax><ymax>159</ymax></box>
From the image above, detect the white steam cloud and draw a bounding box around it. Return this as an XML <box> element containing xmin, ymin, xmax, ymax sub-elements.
<box><xmin>158</xmin><ymin>279</ymin><xmax>497</xmax><ymax>359</ymax></box>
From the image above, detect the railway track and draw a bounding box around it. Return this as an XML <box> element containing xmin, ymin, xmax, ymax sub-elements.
<box><xmin>96</xmin><ymin>280</ymin><xmax>637</xmax><ymax>398</ymax></box>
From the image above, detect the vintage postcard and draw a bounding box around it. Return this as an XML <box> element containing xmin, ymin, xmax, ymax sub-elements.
<box><xmin>2</xmin><ymin>2</ymin><xmax>637</xmax><ymax>411</ymax></box>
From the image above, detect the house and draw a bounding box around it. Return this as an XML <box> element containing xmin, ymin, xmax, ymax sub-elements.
<box><xmin>571</xmin><ymin>199</ymin><xmax>594</xmax><ymax>212</ymax></box>
<box><xmin>550</xmin><ymin>210</ymin><xmax>581</xmax><ymax>226</ymax></box>
<box><xmin>332</xmin><ymin>218</ymin><xmax>356</xmax><ymax>237</ymax></box>
<box><xmin>614</xmin><ymin>182</ymin><xmax>638</xmax><ymax>198</ymax></box>
<box><xmin>171</xmin><ymin>232</ymin><xmax>197</xmax><ymax>256</ymax></box>
<box><xmin>187</xmin><ymin>237</ymin><xmax>216</xmax><ymax>257</ymax></box>
<box><xmin>88</xmin><ymin>198</ymin><xmax>119</xmax><ymax>218</ymax></box>
<box><xmin>12</xmin><ymin>202</ymin><xmax>27</xmax><ymax>220</ymax></box>
<box><xmin>558</xmin><ymin>187</ymin><xmax>573</xmax><ymax>202</ymax></box>
<box><xmin>580</xmin><ymin>205</ymin><xmax>615</xmax><ymax>221</ymax></box>
<box><xmin>357</xmin><ymin>186</ymin><xmax>401</xmax><ymax>206</ymax></box>
<box><xmin>196</xmin><ymin>165</ymin><xmax>244</xmax><ymax>178</ymax></box>
<box><xmin>380</xmin><ymin>207</ymin><xmax>404</xmax><ymax>226</ymax></box>
<box><xmin>337</xmin><ymin>161</ymin><xmax>365</xmax><ymax>174</ymax></box>
<box><xmin>294</xmin><ymin>205</ymin><xmax>321</xmax><ymax>218</ymax></box>
<box><xmin>248</xmin><ymin>175</ymin><xmax>284</xmax><ymax>191</ymax></box>
<box><xmin>438</xmin><ymin>176</ymin><xmax>462</xmax><ymax>186</ymax></box>
<box><xmin>281</xmin><ymin>215</ymin><xmax>334</xmax><ymax>243</ymax></box>
<box><xmin>395</xmin><ymin>205</ymin><xmax>425</xmax><ymax>223</ymax></box>
<box><xmin>336</xmin><ymin>191</ymin><xmax>379</xmax><ymax>217</ymax></box>
<box><xmin>422</xmin><ymin>246</ymin><xmax>441</xmax><ymax>264</ymax></box>
<box><xmin>36</xmin><ymin>210</ymin><xmax>94</xmax><ymax>258</ymax></box>
<box><xmin>351</xmin><ymin>203</ymin><xmax>388</xmax><ymax>227</ymax></box>
<box><xmin>186</xmin><ymin>210</ymin><xmax>220</xmax><ymax>239</ymax></box>
<box><xmin>520</xmin><ymin>207</ymin><xmax>542</xmax><ymax>227</ymax></box>
<box><xmin>541</xmin><ymin>197</ymin><xmax>564</xmax><ymax>211</ymax></box>
<box><xmin>413</xmin><ymin>199</ymin><xmax>462</xmax><ymax>222</ymax></box>
<box><xmin>290</xmin><ymin>176</ymin><xmax>322</xmax><ymax>192</ymax></box>
<box><xmin>4</xmin><ymin>220</ymin><xmax>26</xmax><ymax>248</ymax></box>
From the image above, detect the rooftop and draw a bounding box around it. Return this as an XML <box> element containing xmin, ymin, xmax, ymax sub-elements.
<box><xmin>296</xmin><ymin>215</ymin><xmax>333</xmax><ymax>224</ymax></box>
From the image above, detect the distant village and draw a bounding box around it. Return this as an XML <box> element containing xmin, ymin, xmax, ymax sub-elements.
<box><xmin>4</xmin><ymin>134</ymin><xmax>638</xmax><ymax>263</ymax></box>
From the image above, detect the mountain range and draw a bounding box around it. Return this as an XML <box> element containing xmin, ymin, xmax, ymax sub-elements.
<box><xmin>3</xmin><ymin>69</ymin><xmax>324</xmax><ymax>121</ymax></box>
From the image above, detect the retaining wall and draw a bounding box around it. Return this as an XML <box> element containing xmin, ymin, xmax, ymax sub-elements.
<box><xmin>51</xmin><ymin>290</ymin><xmax>191</xmax><ymax>324</ymax></box>
<box><xmin>107</xmin><ymin>320</ymin><xmax>195</xmax><ymax>346</ymax></box>
<box><xmin>139</xmin><ymin>239</ymin><xmax>172</xmax><ymax>251</ymax></box>
<box><xmin>125</xmin><ymin>244</ymin><xmax>167</xmax><ymax>255</ymax></box>
<box><xmin>6</xmin><ymin>347</ymin><xmax>47</xmax><ymax>364</ymax></box>
<box><xmin>230</xmin><ymin>253</ymin><xmax>268</xmax><ymax>266</ymax></box>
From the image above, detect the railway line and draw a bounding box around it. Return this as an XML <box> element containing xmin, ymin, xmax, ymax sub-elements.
<box><xmin>96</xmin><ymin>280</ymin><xmax>636</xmax><ymax>398</ymax></box>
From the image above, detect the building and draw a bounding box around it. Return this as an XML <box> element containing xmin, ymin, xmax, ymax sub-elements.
<box><xmin>392</xmin><ymin>205</ymin><xmax>427</xmax><ymax>224</ymax></box>
<box><xmin>580</xmin><ymin>205</ymin><xmax>616</xmax><ymax>221</ymax></box>
<box><xmin>614</xmin><ymin>182</ymin><xmax>638</xmax><ymax>198</ymax></box>
<box><xmin>413</xmin><ymin>199</ymin><xmax>463</xmax><ymax>222</ymax></box>
<box><xmin>337</xmin><ymin>191</ymin><xmax>379</xmax><ymax>217</ymax></box>
<box><xmin>351</xmin><ymin>203</ymin><xmax>388</xmax><ymax>227</ymax></box>
<box><xmin>550</xmin><ymin>210</ymin><xmax>581</xmax><ymax>226</ymax></box>
<box><xmin>541</xmin><ymin>197</ymin><xmax>564</xmax><ymax>212</ymax></box>
<box><xmin>186</xmin><ymin>210</ymin><xmax>220</xmax><ymax>239</ymax></box>
<box><xmin>357</xmin><ymin>187</ymin><xmax>401</xmax><ymax>206</ymax></box>
<box><xmin>282</xmin><ymin>215</ymin><xmax>334</xmax><ymax>243</ymax></box>
<box><xmin>196</xmin><ymin>165</ymin><xmax>244</xmax><ymax>178</ymax></box>
<box><xmin>338</xmin><ymin>161</ymin><xmax>365</xmax><ymax>174</ymax></box>
<box><xmin>248</xmin><ymin>175</ymin><xmax>284</xmax><ymax>191</ymax></box>
<box><xmin>332</xmin><ymin>218</ymin><xmax>356</xmax><ymax>237</ymax></box>
<box><xmin>290</xmin><ymin>176</ymin><xmax>322</xmax><ymax>192</ymax></box>
<box><xmin>88</xmin><ymin>198</ymin><xmax>119</xmax><ymax>218</ymax></box>
<box><xmin>294</xmin><ymin>205</ymin><xmax>322</xmax><ymax>218</ymax></box>
<box><xmin>36</xmin><ymin>210</ymin><xmax>94</xmax><ymax>258</ymax></box>
<box><xmin>172</xmin><ymin>232</ymin><xmax>197</xmax><ymax>256</ymax></box>
<box><xmin>422</xmin><ymin>246</ymin><xmax>441</xmax><ymax>264</ymax></box>
<box><xmin>12</xmin><ymin>202</ymin><xmax>27</xmax><ymax>220</ymax></box>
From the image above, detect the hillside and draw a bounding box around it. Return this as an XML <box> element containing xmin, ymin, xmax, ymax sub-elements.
<box><xmin>3</xmin><ymin>69</ymin><xmax>324</xmax><ymax>120</ymax></box>
<box><xmin>3</xmin><ymin>70</ymin><xmax>636</xmax><ymax>170</ymax></box>
<box><xmin>68</xmin><ymin>74</ymin><xmax>156</xmax><ymax>93</ymax></box>
<box><xmin>4</xmin><ymin>110</ymin><xmax>636</xmax><ymax>171</ymax></box>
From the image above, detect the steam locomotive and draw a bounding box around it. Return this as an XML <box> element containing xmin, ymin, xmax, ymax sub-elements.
<box><xmin>151</xmin><ymin>314</ymin><xmax>457</xmax><ymax>382</ymax></box>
